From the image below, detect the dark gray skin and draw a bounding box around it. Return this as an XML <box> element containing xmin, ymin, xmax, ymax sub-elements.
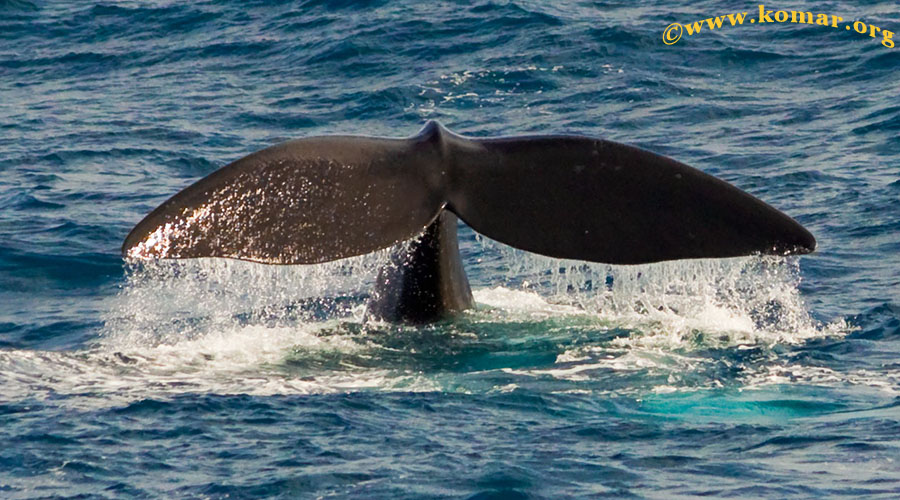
<box><xmin>367</xmin><ymin>211</ymin><xmax>473</xmax><ymax>323</ymax></box>
<box><xmin>122</xmin><ymin>121</ymin><xmax>816</xmax><ymax>324</ymax></box>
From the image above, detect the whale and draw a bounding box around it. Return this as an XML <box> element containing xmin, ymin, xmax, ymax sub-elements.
<box><xmin>122</xmin><ymin>121</ymin><xmax>816</xmax><ymax>323</ymax></box>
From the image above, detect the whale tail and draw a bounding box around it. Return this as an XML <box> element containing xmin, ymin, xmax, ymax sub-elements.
<box><xmin>122</xmin><ymin>121</ymin><xmax>815</xmax><ymax>266</ymax></box>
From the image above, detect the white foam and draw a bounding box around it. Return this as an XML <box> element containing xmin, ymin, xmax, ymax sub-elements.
<box><xmin>506</xmin><ymin>348</ymin><xmax>703</xmax><ymax>382</ymax></box>
<box><xmin>744</xmin><ymin>364</ymin><xmax>900</xmax><ymax>395</ymax></box>
<box><xmin>0</xmin><ymin>246</ymin><xmax>858</xmax><ymax>408</ymax></box>
<box><xmin>0</xmin><ymin>322</ymin><xmax>440</xmax><ymax>410</ymax></box>
<box><xmin>474</xmin><ymin>286</ymin><xmax>585</xmax><ymax>317</ymax></box>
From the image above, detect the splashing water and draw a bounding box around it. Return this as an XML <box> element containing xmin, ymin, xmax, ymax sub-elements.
<box><xmin>0</xmin><ymin>235</ymin><xmax>814</xmax><ymax>405</ymax></box>
<box><xmin>0</xmin><ymin>230</ymin><xmax>851</xmax><ymax>413</ymax></box>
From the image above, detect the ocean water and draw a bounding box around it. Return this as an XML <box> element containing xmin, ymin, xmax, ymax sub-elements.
<box><xmin>1</xmin><ymin>0</ymin><xmax>899</xmax><ymax>498</ymax></box>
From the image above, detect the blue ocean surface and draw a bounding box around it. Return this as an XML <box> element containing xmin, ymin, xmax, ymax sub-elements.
<box><xmin>1</xmin><ymin>0</ymin><xmax>899</xmax><ymax>498</ymax></box>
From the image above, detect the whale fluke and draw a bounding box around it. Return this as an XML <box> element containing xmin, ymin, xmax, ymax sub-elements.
<box><xmin>123</xmin><ymin>121</ymin><xmax>815</xmax><ymax>322</ymax></box>
<box><xmin>123</xmin><ymin>121</ymin><xmax>815</xmax><ymax>266</ymax></box>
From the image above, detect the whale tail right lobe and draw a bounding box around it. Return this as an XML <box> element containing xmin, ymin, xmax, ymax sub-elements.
<box><xmin>445</xmin><ymin>133</ymin><xmax>816</xmax><ymax>265</ymax></box>
<box><xmin>122</xmin><ymin>121</ymin><xmax>816</xmax><ymax>266</ymax></box>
